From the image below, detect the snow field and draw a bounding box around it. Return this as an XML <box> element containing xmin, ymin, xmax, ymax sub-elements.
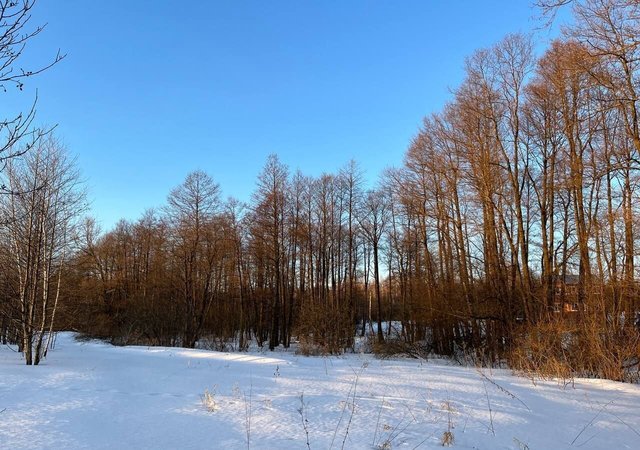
<box><xmin>1</xmin><ymin>333</ymin><xmax>640</xmax><ymax>449</ymax></box>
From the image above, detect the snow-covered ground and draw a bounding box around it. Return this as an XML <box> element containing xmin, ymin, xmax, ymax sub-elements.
<box><xmin>1</xmin><ymin>334</ymin><xmax>639</xmax><ymax>449</ymax></box>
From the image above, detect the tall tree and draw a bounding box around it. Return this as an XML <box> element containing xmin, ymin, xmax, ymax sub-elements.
<box><xmin>251</xmin><ymin>154</ymin><xmax>289</xmax><ymax>350</ymax></box>
<box><xmin>358</xmin><ymin>189</ymin><xmax>390</xmax><ymax>344</ymax></box>
<box><xmin>1</xmin><ymin>137</ymin><xmax>85</xmax><ymax>364</ymax></box>
<box><xmin>166</xmin><ymin>170</ymin><xmax>221</xmax><ymax>348</ymax></box>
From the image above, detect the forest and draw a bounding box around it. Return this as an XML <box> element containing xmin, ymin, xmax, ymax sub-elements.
<box><xmin>2</xmin><ymin>0</ymin><xmax>640</xmax><ymax>384</ymax></box>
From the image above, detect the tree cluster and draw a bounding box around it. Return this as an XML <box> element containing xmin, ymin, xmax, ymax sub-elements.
<box><xmin>0</xmin><ymin>0</ymin><xmax>68</xmax><ymax>365</ymax></box>
<box><xmin>4</xmin><ymin>0</ymin><xmax>640</xmax><ymax>380</ymax></box>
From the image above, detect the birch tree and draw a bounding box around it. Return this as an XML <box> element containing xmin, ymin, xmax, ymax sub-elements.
<box><xmin>1</xmin><ymin>137</ymin><xmax>84</xmax><ymax>364</ymax></box>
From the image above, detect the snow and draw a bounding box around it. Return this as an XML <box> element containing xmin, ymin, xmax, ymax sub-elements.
<box><xmin>1</xmin><ymin>334</ymin><xmax>640</xmax><ymax>449</ymax></box>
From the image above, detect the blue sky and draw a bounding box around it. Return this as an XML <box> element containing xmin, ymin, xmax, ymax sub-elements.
<box><xmin>7</xmin><ymin>1</ymin><xmax>568</xmax><ymax>228</ymax></box>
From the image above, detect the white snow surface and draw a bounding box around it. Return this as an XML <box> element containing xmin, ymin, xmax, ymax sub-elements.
<box><xmin>1</xmin><ymin>334</ymin><xmax>640</xmax><ymax>449</ymax></box>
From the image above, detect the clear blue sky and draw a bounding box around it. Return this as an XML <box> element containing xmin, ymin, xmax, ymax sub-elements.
<box><xmin>7</xmin><ymin>1</ymin><xmax>568</xmax><ymax>229</ymax></box>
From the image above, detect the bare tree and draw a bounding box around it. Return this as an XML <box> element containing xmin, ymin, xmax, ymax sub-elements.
<box><xmin>166</xmin><ymin>170</ymin><xmax>222</xmax><ymax>348</ymax></box>
<box><xmin>358</xmin><ymin>189</ymin><xmax>390</xmax><ymax>344</ymax></box>
<box><xmin>0</xmin><ymin>0</ymin><xmax>64</xmax><ymax>178</ymax></box>
<box><xmin>251</xmin><ymin>154</ymin><xmax>289</xmax><ymax>350</ymax></box>
<box><xmin>1</xmin><ymin>136</ymin><xmax>84</xmax><ymax>365</ymax></box>
<box><xmin>338</xmin><ymin>160</ymin><xmax>364</xmax><ymax>314</ymax></box>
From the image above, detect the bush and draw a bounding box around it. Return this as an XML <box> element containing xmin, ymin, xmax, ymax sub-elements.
<box><xmin>294</xmin><ymin>300</ymin><xmax>354</xmax><ymax>355</ymax></box>
<box><xmin>371</xmin><ymin>337</ymin><xmax>431</xmax><ymax>360</ymax></box>
<box><xmin>510</xmin><ymin>313</ymin><xmax>640</xmax><ymax>383</ymax></box>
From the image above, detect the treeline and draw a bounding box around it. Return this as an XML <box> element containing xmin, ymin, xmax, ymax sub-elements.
<box><xmin>2</xmin><ymin>0</ymin><xmax>640</xmax><ymax>380</ymax></box>
<box><xmin>66</xmin><ymin>160</ymin><xmax>379</xmax><ymax>353</ymax></box>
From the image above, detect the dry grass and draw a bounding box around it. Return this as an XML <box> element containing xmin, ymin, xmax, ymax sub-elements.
<box><xmin>200</xmin><ymin>387</ymin><xmax>217</xmax><ymax>412</ymax></box>
<box><xmin>440</xmin><ymin>431</ymin><xmax>454</xmax><ymax>447</ymax></box>
<box><xmin>510</xmin><ymin>310</ymin><xmax>640</xmax><ymax>383</ymax></box>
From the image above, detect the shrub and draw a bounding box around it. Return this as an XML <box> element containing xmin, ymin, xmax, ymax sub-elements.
<box><xmin>294</xmin><ymin>301</ymin><xmax>354</xmax><ymax>355</ymax></box>
<box><xmin>510</xmin><ymin>312</ymin><xmax>640</xmax><ymax>383</ymax></box>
